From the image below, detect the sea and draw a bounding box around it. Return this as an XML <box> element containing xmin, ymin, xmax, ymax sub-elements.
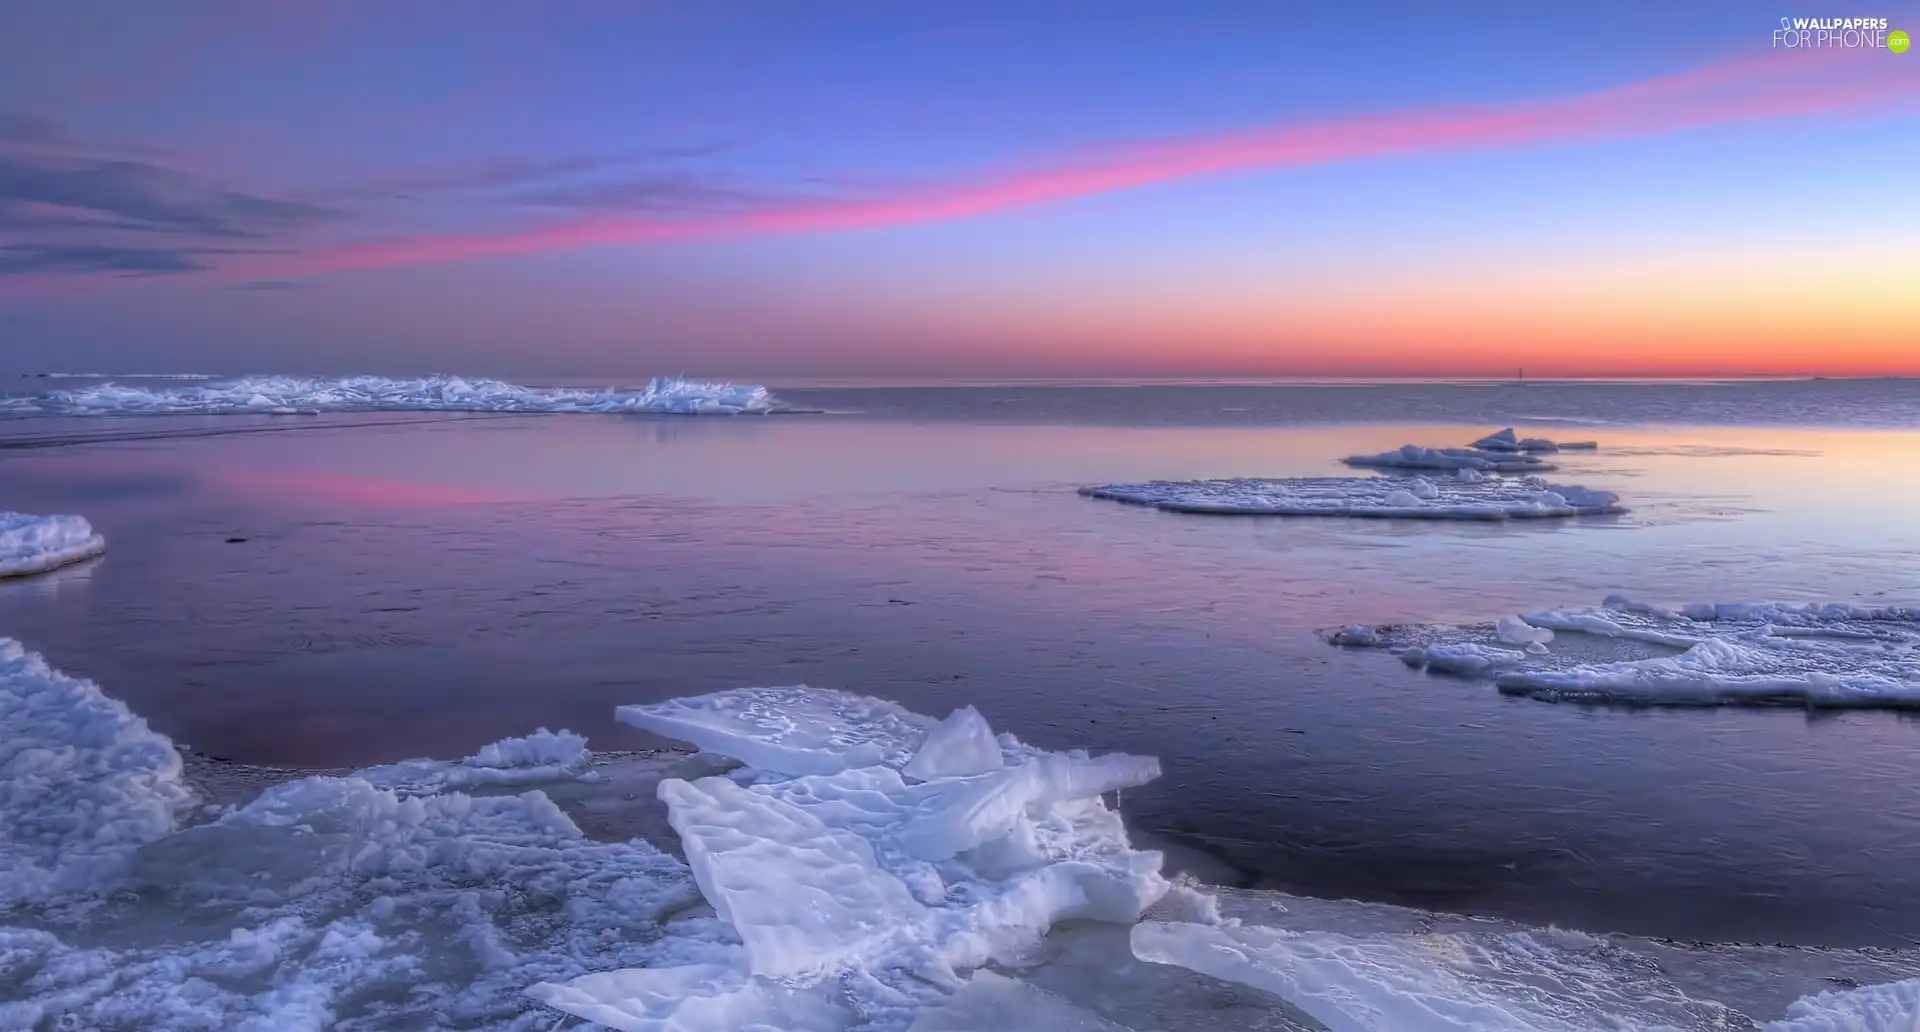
<box><xmin>4</xmin><ymin>373</ymin><xmax>1920</xmax><ymax>1028</ymax></box>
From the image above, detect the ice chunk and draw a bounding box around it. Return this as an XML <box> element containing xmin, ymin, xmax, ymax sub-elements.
<box><xmin>1</xmin><ymin>374</ymin><xmax>781</xmax><ymax>416</ymax></box>
<box><xmin>907</xmin><ymin>970</ymin><xmax>1135</xmax><ymax>1031</ymax></box>
<box><xmin>1080</xmin><ymin>476</ymin><xmax>1622</xmax><ymax>520</ymax></box>
<box><xmin>0</xmin><ymin>638</ymin><xmax>194</xmax><ymax>903</ymax></box>
<box><xmin>1132</xmin><ymin>921</ymin><xmax>1743</xmax><ymax>1032</ymax></box>
<box><xmin>898</xmin><ymin>751</ymin><xmax>1162</xmax><ymax>861</ymax></box>
<box><xmin>903</xmin><ymin>706</ymin><xmax>1004</xmax><ymax>781</ymax></box>
<box><xmin>0</xmin><ymin>512</ymin><xmax>107</xmax><ymax>578</ymax></box>
<box><xmin>1472</xmin><ymin>429</ymin><xmax>1598</xmax><ymax>453</ymax></box>
<box><xmin>1400</xmin><ymin>642</ymin><xmax>1528</xmax><ymax>676</ymax></box>
<box><xmin>1329</xmin><ymin>626</ymin><xmax>1382</xmax><ymax>647</ymax></box>
<box><xmin>1407</xmin><ymin>477</ymin><xmax>1440</xmax><ymax>499</ymax></box>
<box><xmin>1495</xmin><ymin>615</ymin><xmax>1555</xmax><ymax>646</ymax></box>
<box><xmin>355</xmin><ymin>728</ymin><xmax>591</xmax><ymax>794</ymax></box>
<box><xmin>527</xmin><ymin>961</ymin><xmax>852</xmax><ymax>1032</ymax></box>
<box><xmin>1764</xmin><ymin>978</ymin><xmax>1920</xmax><ymax>1031</ymax></box>
<box><xmin>618</xmin><ymin>686</ymin><xmax>936</xmax><ymax>775</ymax></box>
<box><xmin>1343</xmin><ymin>444</ymin><xmax>1556</xmax><ymax>473</ymax></box>
<box><xmin>1473</xmin><ymin>427</ymin><xmax>1523</xmax><ymax>451</ymax></box>
<box><xmin>1496</xmin><ymin>636</ymin><xmax>1920</xmax><ymax>708</ymax></box>
<box><xmin>659</xmin><ymin>774</ymin><xmax>929</xmax><ymax>980</ymax></box>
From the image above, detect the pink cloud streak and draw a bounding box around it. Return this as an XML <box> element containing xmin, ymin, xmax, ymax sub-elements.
<box><xmin>256</xmin><ymin>51</ymin><xmax>1917</xmax><ymax>278</ymax></box>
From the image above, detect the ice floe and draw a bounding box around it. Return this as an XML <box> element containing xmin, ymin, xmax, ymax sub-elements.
<box><xmin>1471</xmin><ymin>427</ymin><xmax>1600</xmax><ymax>453</ymax></box>
<box><xmin>0</xmin><ymin>374</ymin><xmax>781</xmax><ymax>416</ymax></box>
<box><xmin>1081</xmin><ymin>475</ymin><xmax>1623</xmax><ymax>519</ymax></box>
<box><xmin>1329</xmin><ymin>596</ymin><xmax>1920</xmax><ymax>709</ymax></box>
<box><xmin>354</xmin><ymin>728</ymin><xmax>592</xmax><ymax>795</ymax></box>
<box><xmin>0</xmin><ymin>512</ymin><xmax>106</xmax><ymax>578</ymax></box>
<box><xmin>1765</xmin><ymin>978</ymin><xmax>1920</xmax><ymax>1031</ymax></box>
<box><xmin>1344</xmin><ymin>444</ymin><xmax>1557</xmax><ymax>473</ymax></box>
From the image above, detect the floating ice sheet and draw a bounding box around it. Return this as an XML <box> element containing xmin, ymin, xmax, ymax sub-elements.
<box><xmin>0</xmin><ymin>512</ymin><xmax>107</xmax><ymax>578</ymax></box>
<box><xmin>0</xmin><ymin>374</ymin><xmax>780</xmax><ymax>416</ymax></box>
<box><xmin>1343</xmin><ymin>444</ymin><xmax>1556</xmax><ymax>473</ymax></box>
<box><xmin>617</xmin><ymin>686</ymin><xmax>945</xmax><ymax>775</ymax></box>
<box><xmin>1081</xmin><ymin>476</ymin><xmax>1622</xmax><ymax>519</ymax></box>
<box><xmin>1329</xmin><ymin>596</ymin><xmax>1920</xmax><ymax>709</ymax></box>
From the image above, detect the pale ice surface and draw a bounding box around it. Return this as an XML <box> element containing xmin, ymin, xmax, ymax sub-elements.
<box><xmin>1470</xmin><ymin>428</ymin><xmax>1600</xmax><ymax>453</ymax></box>
<box><xmin>0</xmin><ymin>513</ymin><xmax>106</xmax><ymax>578</ymax></box>
<box><xmin>905</xmin><ymin>970</ymin><xmax>1133</xmax><ymax>1031</ymax></box>
<box><xmin>617</xmin><ymin>686</ymin><xmax>940</xmax><ymax>775</ymax></box>
<box><xmin>1081</xmin><ymin>476</ymin><xmax>1622</xmax><ymax>520</ymax></box>
<box><xmin>0</xmin><ymin>374</ymin><xmax>780</xmax><ymax>416</ymax></box>
<box><xmin>1343</xmin><ymin>444</ymin><xmax>1557</xmax><ymax>473</ymax></box>
<box><xmin>1328</xmin><ymin>596</ymin><xmax>1920</xmax><ymax>709</ymax></box>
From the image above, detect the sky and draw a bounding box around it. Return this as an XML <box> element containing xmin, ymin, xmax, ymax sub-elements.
<box><xmin>0</xmin><ymin>1</ymin><xmax>1915</xmax><ymax>380</ymax></box>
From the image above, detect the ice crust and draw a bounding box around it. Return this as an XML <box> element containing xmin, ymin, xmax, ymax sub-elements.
<box><xmin>1344</xmin><ymin>444</ymin><xmax>1556</xmax><ymax>473</ymax></box>
<box><xmin>1334</xmin><ymin>597</ymin><xmax>1920</xmax><ymax>709</ymax></box>
<box><xmin>0</xmin><ymin>374</ymin><xmax>780</xmax><ymax>416</ymax></box>
<box><xmin>0</xmin><ymin>512</ymin><xmax>107</xmax><ymax>578</ymax></box>
<box><xmin>1081</xmin><ymin>475</ymin><xmax>1622</xmax><ymax>519</ymax></box>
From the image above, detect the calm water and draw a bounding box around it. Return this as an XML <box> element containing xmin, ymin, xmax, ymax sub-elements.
<box><xmin>4</xmin><ymin>380</ymin><xmax>1920</xmax><ymax>948</ymax></box>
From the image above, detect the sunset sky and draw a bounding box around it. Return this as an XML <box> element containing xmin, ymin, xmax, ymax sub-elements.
<box><xmin>1</xmin><ymin>2</ymin><xmax>1915</xmax><ymax>379</ymax></box>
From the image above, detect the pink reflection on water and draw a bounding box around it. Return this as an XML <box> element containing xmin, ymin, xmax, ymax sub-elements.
<box><xmin>206</xmin><ymin>466</ymin><xmax>530</xmax><ymax>508</ymax></box>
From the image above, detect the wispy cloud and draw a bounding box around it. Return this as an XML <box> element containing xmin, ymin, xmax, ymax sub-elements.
<box><xmin>0</xmin><ymin>110</ymin><xmax>333</xmax><ymax>277</ymax></box>
<box><xmin>251</xmin><ymin>51</ymin><xmax>1915</xmax><ymax>279</ymax></box>
<box><xmin>227</xmin><ymin>278</ymin><xmax>301</xmax><ymax>290</ymax></box>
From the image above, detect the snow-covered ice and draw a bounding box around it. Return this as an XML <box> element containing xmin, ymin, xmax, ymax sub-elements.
<box><xmin>0</xmin><ymin>639</ymin><xmax>194</xmax><ymax>904</ymax></box>
<box><xmin>617</xmin><ymin>686</ymin><xmax>941</xmax><ymax>775</ymax></box>
<box><xmin>0</xmin><ymin>374</ymin><xmax>781</xmax><ymax>416</ymax></box>
<box><xmin>1330</xmin><ymin>596</ymin><xmax>1920</xmax><ymax>709</ymax></box>
<box><xmin>901</xmin><ymin>706</ymin><xmax>1004</xmax><ymax>782</ymax></box>
<box><xmin>1080</xmin><ymin>475</ymin><xmax>1623</xmax><ymax>519</ymax></box>
<box><xmin>1344</xmin><ymin>444</ymin><xmax>1556</xmax><ymax>473</ymax></box>
<box><xmin>1471</xmin><ymin>428</ymin><xmax>1600</xmax><ymax>453</ymax></box>
<box><xmin>0</xmin><ymin>512</ymin><xmax>106</xmax><ymax>578</ymax></box>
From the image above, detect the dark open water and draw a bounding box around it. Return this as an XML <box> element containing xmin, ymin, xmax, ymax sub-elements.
<box><xmin>4</xmin><ymin>378</ymin><xmax>1920</xmax><ymax>947</ymax></box>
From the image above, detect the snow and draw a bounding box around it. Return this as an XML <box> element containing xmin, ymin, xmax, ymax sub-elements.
<box><xmin>1343</xmin><ymin>444</ymin><xmax>1556</xmax><ymax>473</ymax></box>
<box><xmin>1080</xmin><ymin>476</ymin><xmax>1623</xmax><ymax>520</ymax></box>
<box><xmin>902</xmin><ymin>706</ymin><xmax>1004</xmax><ymax>782</ymax></box>
<box><xmin>1471</xmin><ymin>428</ymin><xmax>1599</xmax><ymax>453</ymax></box>
<box><xmin>1764</xmin><ymin>978</ymin><xmax>1920</xmax><ymax>1031</ymax></box>
<box><xmin>354</xmin><ymin>728</ymin><xmax>591</xmax><ymax>795</ymax></box>
<box><xmin>0</xmin><ymin>512</ymin><xmax>107</xmax><ymax>578</ymax></box>
<box><xmin>0</xmin><ymin>639</ymin><xmax>195</xmax><ymax>904</ymax></box>
<box><xmin>0</xmin><ymin>374</ymin><xmax>781</xmax><ymax>416</ymax></box>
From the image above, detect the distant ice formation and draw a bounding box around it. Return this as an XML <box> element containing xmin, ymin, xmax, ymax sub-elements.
<box><xmin>1472</xmin><ymin>427</ymin><xmax>1600</xmax><ymax>452</ymax></box>
<box><xmin>1344</xmin><ymin>444</ymin><xmax>1557</xmax><ymax>473</ymax></box>
<box><xmin>0</xmin><ymin>374</ymin><xmax>781</xmax><ymax>416</ymax></box>
<box><xmin>3</xmin><ymin>639</ymin><xmax>1917</xmax><ymax>1029</ymax></box>
<box><xmin>0</xmin><ymin>512</ymin><xmax>106</xmax><ymax>577</ymax></box>
<box><xmin>1081</xmin><ymin>475</ymin><xmax>1623</xmax><ymax>519</ymax></box>
<box><xmin>1328</xmin><ymin>596</ymin><xmax>1920</xmax><ymax>708</ymax></box>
